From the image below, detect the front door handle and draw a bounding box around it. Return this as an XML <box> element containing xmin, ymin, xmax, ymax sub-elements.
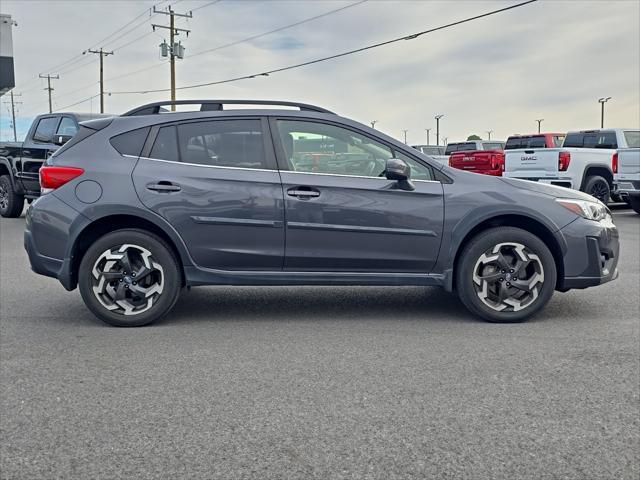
<box><xmin>287</xmin><ymin>186</ymin><xmax>320</xmax><ymax>199</ymax></box>
<box><xmin>147</xmin><ymin>181</ymin><xmax>181</xmax><ymax>192</ymax></box>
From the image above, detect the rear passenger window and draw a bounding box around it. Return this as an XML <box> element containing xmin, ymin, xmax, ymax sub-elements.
<box><xmin>177</xmin><ymin>120</ymin><xmax>266</xmax><ymax>169</ymax></box>
<box><xmin>597</xmin><ymin>132</ymin><xmax>617</xmax><ymax>149</ymax></box>
<box><xmin>150</xmin><ymin>126</ymin><xmax>179</xmax><ymax>162</ymax></box>
<box><xmin>110</xmin><ymin>127</ymin><xmax>150</xmax><ymax>157</ymax></box>
<box><xmin>56</xmin><ymin>117</ymin><xmax>78</xmax><ymax>136</ymax></box>
<box><xmin>563</xmin><ymin>133</ymin><xmax>584</xmax><ymax>148</ymax></box>
<box><xmin>33</xmin><ymin>117</ymin><xmax>59</xmax><ymax>143</ymax></box>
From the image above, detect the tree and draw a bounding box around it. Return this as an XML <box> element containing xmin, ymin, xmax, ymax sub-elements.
<box><xmin>467</xmin><ymin>134</ymin><xmax>482</xmax><ymax>141</ymax></box>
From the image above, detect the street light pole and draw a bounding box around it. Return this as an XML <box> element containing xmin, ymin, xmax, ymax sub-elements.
<box><xmin>486</xmin><ymin>130</ymin><xmax>493</xmax><ymax>140</ymax></box>
<box><xmin>434</xmin><ymin>114</ymin><xmax>444</xmax><ymax>146</ymax></box>
<box><xmin>598</xmin><ymin>97</ymin><xmax>611</xmax><ymax>128</ymax></box>
<box><xmin>535</xmin><ymin>118</ymin><xmax>544</xmax><ymax>134</ymax></box>
<box><xmin>371</xmin><ymin>120</ymin><xmax>378</xmax><ymax>129</ymax></box>
<box><xmin>402</xmin><ymin>129</ymin><xmax>408</xmax><ymax>144</ymax></box>
<box><xmin>425</xmin><ymin>128</ymin><xmax>431</xmax><ymax>145</ymax></box>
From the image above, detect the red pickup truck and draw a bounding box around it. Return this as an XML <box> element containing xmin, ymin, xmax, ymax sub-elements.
<box><xmin>447</xmin><ymin>140</ymin><xmax>506</xmax><ymax>176</ymax></box>
<box><xmin>448</xmin><ymin>134</ymin><xmax>565</xmax><ymax>176</ymax></box>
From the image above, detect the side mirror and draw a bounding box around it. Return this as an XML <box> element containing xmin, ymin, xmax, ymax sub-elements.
<box><xmin>385</xmin><ymin>158</ymin><xmax>415</xmax><ymax>191</ymax></box>
<box><xmin>54</xmin><ymin>134</ymin><xmax>73</xmax><ymax>146</ymax></box>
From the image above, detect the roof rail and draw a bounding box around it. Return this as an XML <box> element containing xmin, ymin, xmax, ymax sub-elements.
<box><xmin>122</xmin><ymin>100</ymin><xmax>334</xmax><ymax>116</ymax></box>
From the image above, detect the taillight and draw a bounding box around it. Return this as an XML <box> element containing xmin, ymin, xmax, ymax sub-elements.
<box><xmin>39</xmin><ymin>165</ymin><xmax>84</xmax><ymax>194</ymax></box>
<box><xmin>448</xmin><ymin>156</ymin><xmax>453</xmax><ymax>166</ymax></box>
<box><xmin>558</xmin><ymin>151</ymin><xmax>571</xmax><ymax>171</ymax></box>
<box><xmin>612</xmin><ymin>152</ymin><xmax>618</xmax><ymax>173</ymax></box>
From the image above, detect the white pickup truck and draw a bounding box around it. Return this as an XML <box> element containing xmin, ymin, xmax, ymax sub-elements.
<box><xmin>615</xmin><ymin>147</ymin><xmax>640</xmax><ymax>214</ymax></box>
<box><xmin>503</xmin><ymin>128</ymin><xmax>640</xmax><ymax>204</ymax></box>
<box><xmin>412</xmin><ymin>144</ymin><xmax>449</xmax><ymax>165</ymax></box>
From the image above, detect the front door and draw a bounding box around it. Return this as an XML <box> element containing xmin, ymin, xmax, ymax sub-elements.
<box><xmin>271</xmin><ymin>118</ymin><xmax>444</xmax><ymax>273</ymax></box>
<box><xmin>132</xmin><ymin>117</ymin><xmax>285</xmax><ymax>271</ymax></box>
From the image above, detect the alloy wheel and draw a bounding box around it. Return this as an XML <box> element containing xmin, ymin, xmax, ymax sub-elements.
<box><xmin>472</xmin><ymin>242</ymin><xmax>544</xmax><ymax>312</ymax></box>
<box><xmin>91</xmin><ymin>244</ymin><xmax>164</xmax><ymax>316</ymax></box>
<box><xmin>589</xmin><ymin>182</ymin><xmax>609</xmax><ymax>203</ymax></box>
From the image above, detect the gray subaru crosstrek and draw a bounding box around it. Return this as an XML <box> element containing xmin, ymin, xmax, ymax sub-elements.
<box><xmin>24</xmin><ymin>100</ymin><xmax>619</xmax><ymax>327</ymax></box>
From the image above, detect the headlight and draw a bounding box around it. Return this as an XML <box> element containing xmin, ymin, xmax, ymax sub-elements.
<box><xmin>556</xmin><ymin>198</ymin><xmax>609</xmax><ymax>221</ymax></box>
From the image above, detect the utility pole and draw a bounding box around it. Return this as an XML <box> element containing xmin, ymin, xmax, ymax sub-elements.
<box><xmin>434</xmin><ymin>114</ymin><xmax>444</xmax><ymax>146</ymax></box>
<box><xmin>598</xmin><ymin>97</ymin><xmax>611</xmax><ymax>128</ymax></box>
<box><xmin>3</xmin><ymin>91</ymin><xmax>22</xmax><ymax>141</ymax></box>
<box><xmin>402</xmin><ymin>129</ymin><xmax>408</xmax><ymax>144</ymax></box>
<box><xmin>535</xmin><ymin>118</ymin><xmax>544</xmax><ymax>134</ymax></box>
<box><xmin>153</xmin><ymin>6</ymin><xmax>192</xmax><ymax>111</ymax></box>
<box><xmin>425</xmin><ymin>128</ymin><xmax>431</xmax><ymax>145</ymax></box>
<box><xmin>371</xmin><ymin>120</ymin><xmax>378</xmax><ymax>129</ymax></box>
<box><xmin>39</xmin><ymin>74</ymin><xmax>59</xmax><ymax>113</ymax></box>
<box><xmin>87</xmin><ymin>48</ymin><xmax>114</xmax><ymax>113</ymax></box>
<box><xmin>486</xmin><ymin>130</ymin><xmax>493</xmax><ymax>140</ymax></box>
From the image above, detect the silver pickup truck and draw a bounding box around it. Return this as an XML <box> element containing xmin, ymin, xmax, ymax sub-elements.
<box><xmin>615</xmin><ymin>147</ymin><xmax>640</xmax><ymax>214</ymax></box>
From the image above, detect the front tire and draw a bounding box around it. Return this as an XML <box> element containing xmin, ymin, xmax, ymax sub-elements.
<box><xmin>583</xmin><ymin>175</ymin><xmax>610</xmax><ymax>204</ymax></box>
<box><xmin>456</xmin><ymin>227</ymin><xmax>557</xmax><ymax>323</ymax></box>
<box><xmin>0</xmin><ymin>175</ymin><xmax>25</xmax><ymax>218</ymax></box>
<box><xmin>78</xmin><ymin>229</ymin><xmax>181</xmax><ymax>327</ymax></box>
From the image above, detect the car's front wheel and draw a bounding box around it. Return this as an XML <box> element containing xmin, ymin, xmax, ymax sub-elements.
<box><xmin>78</xmin><ymin>229</ymin><xmax>181</xmax><ymax>327</ymax></box>
<box><xmin>456</xmin><ymin>227</ymin><xmax>557</xmax><ymax>323</ymax></box>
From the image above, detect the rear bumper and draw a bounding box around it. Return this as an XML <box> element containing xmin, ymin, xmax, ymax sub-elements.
<box><xmin>557</xmin><ymin>216</ymin><xmax>619</xmax><ymax>291</ymax></box>
<box><xmin>24</xmin><ymin>195</ymin><xmax>84</xmax><ymax>291</ymax></box>
<box><xmin>615</xmin><ymin>179</ymin><xmax>640</xmax><ymax>197</ymax></box>
<box><xmin>504</xmin><ymin>175</ymin><xmax>575</xmax><ymax>189</ymax></box>
<box><xmin>24</xmin><ymin>228</ymin><xmax>75</xmax><ymax>289</ymax></box>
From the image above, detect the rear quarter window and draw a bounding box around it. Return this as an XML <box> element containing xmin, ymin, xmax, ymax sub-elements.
<box><xmin>110</xmin><ymin>127</ymin><xmax>151</xmax><ymax>157</ymax></box>
<box><xmin>624</xmin><ymin>131</ymin><xmax>640</xmax><ymax>148</ymax></box>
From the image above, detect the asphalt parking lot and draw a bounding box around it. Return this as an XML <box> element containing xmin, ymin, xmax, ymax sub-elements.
<box><xmin>1</xmin><ymin>206</ymin><xmax>638</xmax><ymax>480</ymax></box>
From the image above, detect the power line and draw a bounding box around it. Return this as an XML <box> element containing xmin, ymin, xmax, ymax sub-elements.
<box><xmin>109</xmin><ymin>0</ymin><xmax>538</xmax><ymax>95</ymax></box>
<box><xmin>188</xmin><ymin>0</ymin><xmax>368</xmax><ymax>59</ymax></box>
<box><xmin>190</xmin><ymin>0</ymin><xmax>222</xmax><ymax>13</ymax></box>
<box><xmin>54</xmin><ymin>94</ymin><xmax>100</xmax><ymax>112</ymax></box>
<box><xmin>13</xmin><ymin>0</ymin><xmax>171</xmax><ymax>91</ymax></box>
<box><xmin>101</xmin><ymin>1</ymin><xmax>361</xmax><ymax>86</ymax></box>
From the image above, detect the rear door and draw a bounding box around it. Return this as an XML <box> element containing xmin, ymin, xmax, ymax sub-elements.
<box><xmin>132</xmin><ymin>117</ymin><xmax>285</xmax><ymax>271</ymax></box>
<box><xmin>271</xmin><ymin>117</ymin><xmax>444</xmax><ymax>273</ymax></box>
<box><xmin>19</xmin><ymin>116</ymin><xmax>61</xmax><ymax>192</ymax></box>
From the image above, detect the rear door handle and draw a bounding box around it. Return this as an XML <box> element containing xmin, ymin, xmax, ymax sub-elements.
<box><xmin>287</xmin><ymin>187</ymin><xmax>320</xmax><ymax>199</ymax></box>
<box><xmin>147</xmin><ymin>181</ymin><xmax>181</xmax><ymax>192</ymax></box>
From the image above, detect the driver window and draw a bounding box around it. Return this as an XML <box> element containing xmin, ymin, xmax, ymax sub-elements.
<box><xmin>277</xmin><ymin>120</ymin><xmax>392</xmax><ymax>177</ymax></box>
<box><xmin>393</xmin><ymin>150</ymin><xmax>433</xmax><ymax>181</ymax></box>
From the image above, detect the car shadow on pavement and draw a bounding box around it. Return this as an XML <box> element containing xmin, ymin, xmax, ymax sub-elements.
<box><xmin>164</xmin><ymin>286</ymin><xmax>473</xmax><ymax>326</ymax></box>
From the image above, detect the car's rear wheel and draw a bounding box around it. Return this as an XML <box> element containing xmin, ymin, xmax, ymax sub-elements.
<box><xmin>456</xmin><ymin>227</ymin><xmax>557</xmax><ymax>323</ymax></box>
<box><xmin>78</xmin><ymin>229</ymin><xmax>181</xmax><ymax>327</ymax></box>
<box><xmin>629</xmin><ymin>195</ymin><xmax>640</xmax><ymax>215</ymax></box>
<box><xmin>583</xmin><ymin>175</ymin><xmax>610</xmax><ymax>204</ymax></box>
<box><xmin>0</xmin><ymin>175</ymin><xmax>24</xmax><ymax>218</ymax></box>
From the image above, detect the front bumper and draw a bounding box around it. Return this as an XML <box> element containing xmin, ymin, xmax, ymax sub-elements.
<box><xmin>557</xmin><ymin>214</ymin><xmax>619</xmax><ymax>291</ymax></box>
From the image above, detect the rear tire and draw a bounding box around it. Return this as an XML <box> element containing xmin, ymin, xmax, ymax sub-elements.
<box><xmin>629</xmin><ymin>196</ymin><xmax>640</xmax><ymax>215</ymax></box>
<box><xmin>0</xmin><ymin>175</ymin><xmax>24</xmax><ymax>218</ymax></box>
<box><xmin>78</xmin><ymin>229</ymin><xmax>181</xmax><ymax>327</ymax></box>
<box><xmin>583</xmin><ymin>175</ymin><xmax>610</xmax><ymax>204</ymax></box>
<box><xmin>456</xmin><ymin>227</ymin><xmax>557</xmax><ymax>323</ymax></box>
